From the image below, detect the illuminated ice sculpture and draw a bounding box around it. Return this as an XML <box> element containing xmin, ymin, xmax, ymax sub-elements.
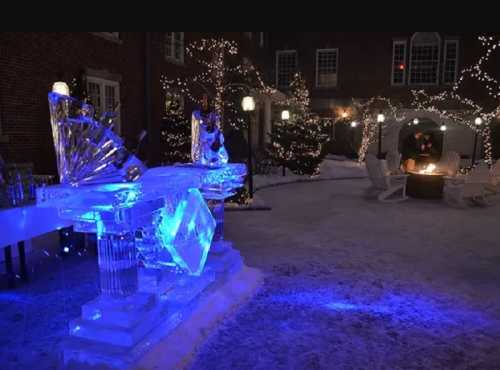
<box><xmin>39</xmin><ymin>91</ymin><xmax>253</xmax><ymax>368</ymax></box>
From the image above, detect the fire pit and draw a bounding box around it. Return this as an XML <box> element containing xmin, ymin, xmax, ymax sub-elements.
<box><xmin>406</xmin><ymin>163</ymin><xmax>445</xmax><ymax>199</ymax></box>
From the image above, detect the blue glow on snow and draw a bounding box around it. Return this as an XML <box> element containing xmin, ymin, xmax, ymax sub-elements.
<box><xmin>269</xmin><ymin>289</ymin><xmax>491</xmax><ymax>327</ymax></box>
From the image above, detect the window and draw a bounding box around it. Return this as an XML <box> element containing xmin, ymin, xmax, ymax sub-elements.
<box><xmin>86</xmin><ymin>76</ymin><xmax>121</xmax><ymax>133</ymax></box>
<box><xmin>165</xmin><ymin>32</ymin><xmax>184</xmax><ymax>63</ymax></box>
<box><xmin>391</xmin><ymin>40</ymin><xmax>407</xmax><ymax>85</ymax></box>
<box><xmin>409</xmin><ymin>32</ymin><xmax>441</xmax><ymax>85</ymax></box>
<box><xmin>316</xmin><ymin>49</ymin><xmax>338</xmax><ymax>88</ymax></box>
<box><xmin>276</xmin><ymin>50</ymin><xmax>297</xmax><ymax>89</ymax></box>
<box><xmin>443</xmin><ymin>40</ymin><xmax>459</xmax><ymax>84</ymax></box>
<box><xmin>165</xmin><ymin>89</ymin><xmax>184</xmax><ymax>115</ymax></box>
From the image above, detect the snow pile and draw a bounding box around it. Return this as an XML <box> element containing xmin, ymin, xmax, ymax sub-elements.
<box><xmin>254</xmin><ymin>157</ymin><xmax>366</xmax><ymax>191</ymax></box>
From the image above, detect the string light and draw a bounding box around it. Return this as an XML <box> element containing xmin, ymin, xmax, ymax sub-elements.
<box><xmin>161</xmin><ymin>38</ymin><xmax>277</xmax><ymax>131</ymax></box>
<box><xmin>355</xmin><ymin>34</ymin><xmax>499</xmax><ymax>165</ymax></box>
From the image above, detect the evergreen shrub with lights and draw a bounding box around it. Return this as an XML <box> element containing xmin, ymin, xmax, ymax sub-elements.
<box><xmin>268</xmin><ymin>74</ymin><xmax>330</xmax><ymax>176</ymax></box>
<box><xmin>160</xmin><ymin>99</ymin><xmax>191</xmax><ymax>164</ymax></box>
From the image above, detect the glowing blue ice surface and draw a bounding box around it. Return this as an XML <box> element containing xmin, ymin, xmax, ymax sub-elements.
<box><xmin>156</xmin><ymin>188</ymin><xmax>216</xmax><ymax>276</ymax></box>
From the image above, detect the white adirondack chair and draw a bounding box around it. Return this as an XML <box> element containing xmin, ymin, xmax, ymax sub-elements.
<box><xmin>365</xmin><ymin>153</ymin><xmax>408</xmax><ymax>202</ymax></box>
<box><xmin>444</xmin><ymin>163</ymin><xmax>495</xmax><ymax>207</ymax></box>
<box><xmin>385</xmin><ymin>151</ymin><xmax>402</xmax><ymax>174</ymax></box>
<box><xmin>437</xmin><ymin>151</ymin><xmax>461</xmax><ymax>177</ymax></box>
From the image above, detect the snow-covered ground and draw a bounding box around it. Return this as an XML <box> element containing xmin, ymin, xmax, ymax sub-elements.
<box><xmin>192</xmin><ymin>179</ymin><xmax>500</xmax><ymax>369</ymax></box>
<box><xmin>2</xmin><ymin>169</ymin><xmax>500</xmax><ymax>369</ymax></box>
<box><xmin>254</xmin><ymin>156</ymin><xmax>366</xmax><ymax>191</ymax></box>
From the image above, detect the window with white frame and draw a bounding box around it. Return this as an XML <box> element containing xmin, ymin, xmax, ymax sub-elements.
<box><xmin>316</xmin><ymin>49</ymin><xmax>338</xmax><ymax>88</ymax></box>
<box><xmin>165</xmin><ymin>32</ymin><xmax>184</xmax><ymax>63</ymax></box>
<box><xmin>443</xmin><ymin>39</ymin><xmax>459</xmax><ymax>84</ymax></box>
<box><xmin>164</xmin><ymin>89</ymin><xmax>184</xmax><ymax>115</ymax></box>
<box><xmin>86</xmin><ymin>76</ymin><xmax>121</xmax><ymax>133</ymax></box>
<box><xmin>276</xmin><ymin>50</ymin><xmax>297</xmax><ymax>89</ymax></box>
<box><xmin>391</xmin><ymin>40</ymin><xmax>407</xmax><ymax>85</ymax></box>
<box><xmin>409</xmin><ymin>32</ymin><xmax>441</xmax><ymax>85</ymax></box>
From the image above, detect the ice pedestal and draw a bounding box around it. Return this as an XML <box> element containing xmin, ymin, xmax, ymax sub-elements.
<box><xmin>97</xmin><ymin>232</ymin><xmax>138</xmax><ymax>297</ymax></box>
<box><xmin>38</xmin><ymin>164</ymin><xmax>253</xmax><ymax>368</ymax></box>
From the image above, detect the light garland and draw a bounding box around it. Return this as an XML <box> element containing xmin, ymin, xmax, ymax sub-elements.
<box><xmin>161</xmin><ymin>38</ymin><xmax>276</xmax><ymax>131</ymax></box>
<box><xmin>268</xmin><ymin>73</ymin><xmax>330</xmax><ymax>175</ymax></box>
<box><xmin>356</xmin><ymin>34</ymin><xmax>500</xmax><ymax>165</ymax></box>
<box><xmin>354</xmin><ymin>97</ymin><xmax>406</xmax><ymax>162</ymax></box>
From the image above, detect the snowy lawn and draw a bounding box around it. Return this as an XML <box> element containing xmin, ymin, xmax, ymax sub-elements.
<box><xmin>192</xmin><ymin>178</ymin><xmax>500</xmax><ymax>370</ymax></box>
<box><xmin>1</xmin><ymin>176</ymin><xmax>500</xmax><ymax>369</ymax></box>
<box><xmin>253</xmin><ymin>157</ymin><xmax>366</xmax><ymax>191</ymax></box>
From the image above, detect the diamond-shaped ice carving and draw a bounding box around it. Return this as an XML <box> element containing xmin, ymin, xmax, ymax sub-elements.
<box><xmin>48</xmin><ymin>92</ymin><xmax>146</xmax><ymax>186</ymax></box>
<box><xmin>156</xmin><ymin>188</ymin><xmax>215</xmax><ymax>276</ymax></box>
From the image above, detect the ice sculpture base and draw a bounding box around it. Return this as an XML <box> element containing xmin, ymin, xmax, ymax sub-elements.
<box><xmin>63</xmin><ymin>246</ymin><xmax>262</xmax><ymax>370</ymax></box>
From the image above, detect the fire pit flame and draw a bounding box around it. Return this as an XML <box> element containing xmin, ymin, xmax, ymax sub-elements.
<box><xmin>419</xmin><ymin>163</ymin><xmax>437</xmax><ymax>175</ymax></box>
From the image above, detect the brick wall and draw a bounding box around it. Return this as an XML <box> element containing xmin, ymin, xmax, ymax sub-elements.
<box><xmin>0</xmin><ymin>32</ymin><xmax>149</xmax><ymax>174</ymax></box>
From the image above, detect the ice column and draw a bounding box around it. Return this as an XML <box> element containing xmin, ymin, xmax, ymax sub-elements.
<box><xmin>97</xmin><ymin>232</ymin><xmax>138</xmax><ymax>297</ymax></box>
<box><xmin>207</xmin><ymin>199</ymin><xmax>224</xmax><ymax>243</ymax></box>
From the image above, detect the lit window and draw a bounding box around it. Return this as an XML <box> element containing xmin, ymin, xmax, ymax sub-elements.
<box><xmin>391</xmin><ymin>40</ymin><xmax>407</xmax><ymax>85</ymax></box>
<box><xmin>443</xmin><ymin>39</ymin><xmax>459</xmax><ymax>84</ymax></box>
<box><xmin>86</xmin><ymin>76</ymin><xmax>121</xmax><ymax>133</ymax></box>
<box><xmin>276</xmin><ymin>50</ymin><xmax>297</xmax><ymax>89</ymax></box>
<box><xmin>165</xmin><ymin>32</ymin><xmax>184</xmax><ymax>63</ymax></box>
<box><xmin>409</xmin><ymin>32</ymin><xmax>441</xmax><ymax>85</ymax></box>
<box><xmin>316</xmin><ymin>49</ymin><xmax>338</xmax><ymax>88</ymax></box>
<box><xmin>165</xmin><ymin>90</ymin><xmax>184</xmax><ymax>115</ymax></box>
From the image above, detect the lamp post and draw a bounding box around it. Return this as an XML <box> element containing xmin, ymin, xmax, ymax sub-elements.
<box><xmin>281</xmin><ymin>110</ymin><xmax>290</xmax><ymax>176</ymax></box>
<box><xmin>471</xmin><ymin>117</ymin><xmax>483</xmax><ymax>167</ymax></box>
<box><xmin>377</xmin><ymin>112</ymin><xmax>385</xmax><ymax>159</ymax></box>
<box><xmin>242</xmin><ymin>96</ymin><xmax>256</xmax><ymax>198</ymax></box>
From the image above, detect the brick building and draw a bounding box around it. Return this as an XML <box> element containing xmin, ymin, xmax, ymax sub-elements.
<box><xmin>266</xmin><ymin>32</ymin><xmax>500</xmax><ymax>159</ymax></box>
<box><xmin>0</xmin><ymin>32</ymin><xmax>269</xmax><ymax>175</ymax></box>
<box><xmin>2</xmin><ymin>32</ymin><xmax>499</xmax><ymax>175</ymax></box>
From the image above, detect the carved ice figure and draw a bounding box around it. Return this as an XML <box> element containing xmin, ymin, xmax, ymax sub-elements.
<box><xmin>48</xmin><ymin>92</ymin><xmax>146</xmax><ymax>186</ymax></box>
<box><xmin>191</xmin><ymin>96</ymin><xmax>228</xmax><ymax>168</ymax></box>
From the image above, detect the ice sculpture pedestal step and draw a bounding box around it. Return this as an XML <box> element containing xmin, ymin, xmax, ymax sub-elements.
<box><xmin>63</xmin><ymin>245</ymin><xmax>263</xmax><ymax>370</ymax></box>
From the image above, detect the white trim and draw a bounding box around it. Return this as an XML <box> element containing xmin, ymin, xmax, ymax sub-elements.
<box><xmin>315</xmin><ymin>48</ymin><xmax>339</xmax><ymax>88</ymax></box>
<box><xmin>275</xmin><ymin>50</ymin><xmax>297</xmax><ymax>88</ymax></box>
<box><xmin>391</xmin><ymin>40</ymin><xmax>407</xmax><ymax>86</ymax></box>
<box><xmin>443</xmin><ymin>39</ymin><xmax>459</xmax><ymax>84</ymax></box>
<box><xmin>91</xmin><ymin>32</ymin><xmax>122</xmax><ymax>44</ymax></box>
<box><xmin>86</xmin><ymin>76</ymin><xmax>121</xmax><ymax>134</ymax></box>
<box><xmin>409</xmin><ymin>32</ymin><xmax>441</xmax><ymax>86</ymax></box>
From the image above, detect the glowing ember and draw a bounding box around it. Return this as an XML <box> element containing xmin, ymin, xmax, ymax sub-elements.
<box><xmin>419</xmin><ymin>163</ymin><xmax>437</xmax><ymax>175</ymax></box>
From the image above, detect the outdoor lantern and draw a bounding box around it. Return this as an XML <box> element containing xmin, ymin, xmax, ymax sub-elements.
<box><xmin>413</xmin><ymin>118</ymin><xmax>419</xmax><ymax>125</ymax></box>
<box><xmin>341</xmin><ymin>111</ymin><xmax>348</xmax><ymax>119</ymax></box>
<box><xmin>440</xmin><ymin>124</ymin><xmax>447</xmax><ymax>131</ymax></box>
<box><xmin>52</xmin><ymin>81</ymin><xmax>69</xmax><ymax>96</ymax></box>
<box><xmin>281</xmin><ymin>110</ymin><xmax>290</xmax><ymax>121</ymax></box>
<box><xmin>475</xmin><ymin>117</ymin><xmax>483</xmax><ymax>126</ymax></box>
<box><xmin>350</xmin><ymin>121</ymin><xmax>358</xmax><ymax>128</ymax></box>
<box><xmin>377</xmin><ymin>113</ymin><xmax>385</xmax><ymax>123</ymax></box>
<box><xmin>241</xmin><ymin>96</ymin><xmax>255</xmax><ymax>112</ymax></box>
